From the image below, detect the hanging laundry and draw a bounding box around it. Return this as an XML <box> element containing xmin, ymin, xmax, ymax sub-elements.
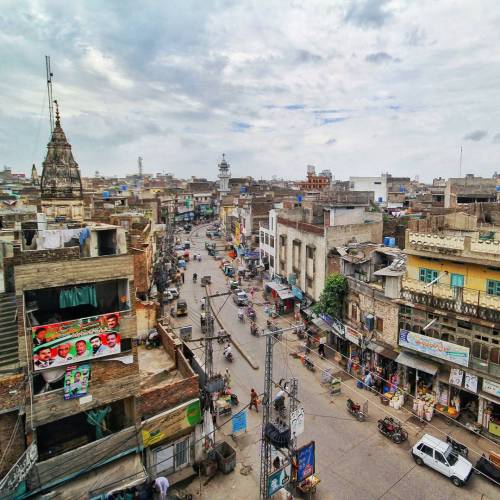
<box><xmin>79</xmin><ymin>227</ymin><xmax>91</xmax><ymax>246</ymax></box>
<box><xmin>59</xmin><ymin>285</ymin><xmax>98</xmax><ymax>309</ymax></box>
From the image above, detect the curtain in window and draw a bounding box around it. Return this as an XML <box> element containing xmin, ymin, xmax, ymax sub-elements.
<box><xmin>59</xmin><ymin>285</ymin><xmax>98</xmax><ymax>309</ymax></box>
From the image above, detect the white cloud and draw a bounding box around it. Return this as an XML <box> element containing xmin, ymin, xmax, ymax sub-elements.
<box><xmin>1</xmin><ymin>1</ymin><xmax>500</xmax><ymax>181</ymax></box>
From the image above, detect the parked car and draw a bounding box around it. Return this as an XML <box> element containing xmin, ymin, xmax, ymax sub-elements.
<box><xmin>233</xmin><ymin>291</ymin><xmax>248</xmax><ymax>306</ymax></box>
<box><xmin>475</xmin><ymin>453</ymin><xmax>500</xmax><ymax>484</ymax></box>
<box><xmin>412</xmin><ymin>434</ymin><xmax>473</xmax><ymax>487</ymax></box>
<box><xmin>167</xmin><ymin>287</ymin><xmax>179</xmax><ymax>299</ymax></box>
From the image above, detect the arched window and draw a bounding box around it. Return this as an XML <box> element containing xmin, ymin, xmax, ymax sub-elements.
<box><xmin>472</xmin><ymin>342</ymin><xmax>489</xmax><ymax>362</ymax></box>
<box><xmin>489</xmin><ymin>347</ymin><xmax>500</xmax><ymax>366</ymax></box>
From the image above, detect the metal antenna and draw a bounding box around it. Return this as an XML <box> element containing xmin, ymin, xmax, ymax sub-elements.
<box><xmin>45</xmin><ymin>56</ymin><xmax>54</xmax><ymax>132</ymax></box>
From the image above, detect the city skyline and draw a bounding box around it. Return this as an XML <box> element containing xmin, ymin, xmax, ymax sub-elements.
<box><xmin>1</xmin><ymin>1</ymin><xmax>500</xmax><ymax>180</ymax></box>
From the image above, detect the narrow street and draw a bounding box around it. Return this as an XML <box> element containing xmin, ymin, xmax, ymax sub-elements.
<box><xmin>174</xmin><ymin>226</ymin><xmax>499</xmax><ymax>500</ymax></box>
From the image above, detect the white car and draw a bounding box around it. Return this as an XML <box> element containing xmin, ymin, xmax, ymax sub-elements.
<box><xmin>233</xmin><ymin>291</ymin><xmax>248</xmax><ymax>306</ymax></box>
<box><xmin>412</xmin><ymin>434</ymin><xmax>473</xmax><ymax>487</ymax></box>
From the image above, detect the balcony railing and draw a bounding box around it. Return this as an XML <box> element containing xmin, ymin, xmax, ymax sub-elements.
<box><xmin>401</xmin><ymin>278</ymin><xmax>500</xmax><ymax>322</ymax></box>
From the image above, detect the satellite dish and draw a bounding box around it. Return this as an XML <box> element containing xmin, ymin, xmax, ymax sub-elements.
<box><xmin>42</xmin><ymin>367</ymin><xmax>66</xmax><ymax>383</ymax></box>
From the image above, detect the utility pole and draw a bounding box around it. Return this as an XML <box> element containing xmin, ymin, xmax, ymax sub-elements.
<box><xmin>204</xmin><ymin>290</ymin><xmax>215</xmax><ymax>382</ymax></box>
<box><xmin>259</xmin><ymin>329</ymin><xmax>275</xmax><ymax>499</ymax></box>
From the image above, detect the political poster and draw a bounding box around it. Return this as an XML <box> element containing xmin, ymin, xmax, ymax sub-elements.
<box><xmin>32</xmin><ymin>313</ymin><xmax>121</xmax><ymax>371</ymax></box>
<box><xmin>64</xmin><ymin>364</ymin><xmax>90</xmax><ymax>400</ymax></box>
<box><xmin>296</xmin><ymin>441</ymin><xmax>315</xmax><ymax>482</ymax></box>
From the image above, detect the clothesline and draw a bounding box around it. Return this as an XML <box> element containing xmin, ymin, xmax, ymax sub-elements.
<box><xmin>25</xmin><ymin>227</ymin><xmax>91</xmax><ymax>250</ymax></box>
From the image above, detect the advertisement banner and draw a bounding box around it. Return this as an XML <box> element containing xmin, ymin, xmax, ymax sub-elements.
<box><xmin>464</xmin><ymin>372</ymin><xmax>478</xmax><ymax>393</ymax></box>
<box><xmin>267</xmin><ymin>464</ymin><xmax>291</xmax><ymax>497</ymax></box>
<box><xmin>32</xmin><ymin>313</ymin><xmax>121</xmax><ymax>371</ymax></box>
<box><xmin>296</xmin><ymin>441</ymin><xmax>315</xmax><ymax>482</ymax></box>
<box><xmin>345</xmin><ymin>326</ymin><xmax>360</xmax><ymax>346</ymax></box>
<box><xmin>449</xmin><ymin>368</ymin><xmax>464</xmax><ymax>387</ymax></box>
<box><xmin>64</xmin><ymin>364</ymin><xmax>90</xmax><ymax>400</ymax></box>
<box><xmin>399</xmin><ymin>329</ymin><xmax>469</xmax><ymax>367</ymax></box>
<box><xmin>482</xmin><ymin>379</ymin><xmax>500</xmax><ymax>398</ymax></box>
<box><xmin>234</xmin><ymin>222</ymin><xmax>241</xmax><ymax>246</ymax></box>
<box><xmin>142</xmin><ymin>399</ymin><xmax>201</xmax><ymax>447</ymax></box>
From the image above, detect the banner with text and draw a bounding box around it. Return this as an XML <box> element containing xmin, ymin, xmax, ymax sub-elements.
<box><xmin>32</xmin><ymin>313</ymin><xmax>121</xmax><ymax>371</ymax></box>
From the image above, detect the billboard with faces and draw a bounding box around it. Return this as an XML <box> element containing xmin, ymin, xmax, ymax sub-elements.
<box><xmin>32</xmin><ymin>313</ymin><xmax>121</xmax><ymax>371</ymax></box>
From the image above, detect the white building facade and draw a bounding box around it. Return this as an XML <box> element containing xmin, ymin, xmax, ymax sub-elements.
<box><xmin>259</xmin><ymin>209</ymin><xmax>278</xmax><ymax>278</ymax></box>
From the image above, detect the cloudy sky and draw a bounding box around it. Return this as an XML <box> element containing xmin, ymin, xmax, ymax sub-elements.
<box><xmin>1</xmin><ymin>0</ymin><xmax>500</xmax><ymax>181</ymax></box>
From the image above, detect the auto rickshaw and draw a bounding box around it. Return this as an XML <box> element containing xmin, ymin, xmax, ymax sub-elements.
<box><xmin>229</xmin><ymin>280</ymin><xmax>239</xmax><ymax>290</ymax></box>
<box><xmin>223</xmin><ymin>265</ymin><xmax>234</xmax><ymax>277</ymax></box>
<box><xmin>176</xmin><ymin>299</ymin><xmax>188</xmax><ymax>316</ymax></box>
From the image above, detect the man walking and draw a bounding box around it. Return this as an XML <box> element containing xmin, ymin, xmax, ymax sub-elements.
<box><xmin>250</xmin><ymin>388</ymin><xmax>259</xmax><ymax>412</ymax></box>
<box><xmin>318</xmin><ymin>337</ymin><xmax>325</xmax><ymax>358</ymax></box>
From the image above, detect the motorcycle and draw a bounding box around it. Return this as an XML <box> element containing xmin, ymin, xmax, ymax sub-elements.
<box><xmin>217</xmin><ymin>330</ymin><xmax>226</xmax><ymax>344</ymax></box>
<box><xmin>247</xmin><ymin>308</ymin><xmax>256</xmax><ymax>321</ymax></box>
<box><xmin>377</xmin><ymin>417</ymin><xmax>408</xmax><ymax>444</ymax></box>
<box><xmin>446</xmin><ymin>436</ymin><xmax>469</xmax><ymax>458</ymax></box>
<box><xmin>238</xmin><ymin>311</ymin><xmax>245</xmax><ymax>323</ymax></box>
<box><xmin>224</xmin><ymin>351</ymin><xmax>234</xmax><ymax>363</ymax></box>
<box><xmin>193</xmin><ymin>274</ymin><xmax>197</xmax><ymax>283</ymax></box>
<box><xmin>303</xmin><ymin>356</ymin><xmax>315</xmax><ymax>372</ymax></box>
<box><xmin>250</xmin><ymin>323</ymin><xmax>259</xmax><ymax>337</ymax></box>
<box><xmin>346</xmin><ymin>399</ymin><xmax>365</xmax><ymax>422</ymax></box>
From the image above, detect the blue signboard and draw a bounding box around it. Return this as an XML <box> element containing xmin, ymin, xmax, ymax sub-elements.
<box><xmin>231</xmin><ymin>410</ymin><xmax>247</xmax><ymax>434</ymax></box>
<box><xmin>297</xmin><ymin>441</ymin><xmax>315</xmax><ymax>482</ymax></box>
<box><xmin>319</xmin><ymin>313</ymin><xmax>333</xmax><ymax>326</ymax></box>
<box><xmin>267</xmin><ymin>464</ymin><xmax>291</xmax><ymax>497</ymax></box>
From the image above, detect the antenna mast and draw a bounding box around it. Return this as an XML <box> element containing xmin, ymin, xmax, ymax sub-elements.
<box><xmin>45</xmin><ymin>55</ymin><xmax>54</xmax><ymax>132</ymax></box>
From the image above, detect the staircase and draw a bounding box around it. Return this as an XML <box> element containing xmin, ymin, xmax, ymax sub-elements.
<box><xmin>0</xmin><ymin>292</ymin><xmax>19</xmax><ymax>371</ymax></box>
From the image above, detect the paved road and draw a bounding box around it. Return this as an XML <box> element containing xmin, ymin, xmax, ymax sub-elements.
<box><xmin>177</xmin><ymin>227</ymin><xmax>499</xmax><ymax>500</ymax></box>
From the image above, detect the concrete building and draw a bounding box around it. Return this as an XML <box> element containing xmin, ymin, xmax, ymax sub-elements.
<box><xmin>397</xmin><ymin>214</ymin><xmax>500</xmax><ymax>436</ymax></box>
<box><xmin>217</xmin><ymin>154</ymin><xmax>231</xmax><ymax>197</ymax></box>
<box><xmin>259</xmin><ymin>209</ymin><xmax>278</xmax><ymax>277</ymax></box>
<box><xmin>276</xmin><ymin>202</ymin><xmax>383</xmax><ymax>302</ymax></box>
<box><xmin>349</xmin><ymin>174</ymin><xmax>389</xmax><ymax>204</ymax></box>
<box><xmin>444</xmin><ymin>174</ymin><xmax>498</xmax><ymax>208</ymax></box>
<box><xmin>296</xmin><ymin>165</ymin><xmax>331</xmax><ymax>191</ymax></box>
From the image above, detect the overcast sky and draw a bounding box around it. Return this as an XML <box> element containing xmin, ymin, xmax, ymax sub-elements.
<box><xmin>1</xmin><ymin>0</ymin><xmax>500</xmax><ymax>181</ymax></box>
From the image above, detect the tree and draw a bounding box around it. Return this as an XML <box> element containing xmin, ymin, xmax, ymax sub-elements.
<box><xmin>313</xmin><ymin>273</ymin><xmax>348</xmax><ymax>319</ymax></box>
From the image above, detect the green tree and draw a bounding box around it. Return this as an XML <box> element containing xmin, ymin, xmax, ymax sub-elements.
<box><xmin>313</xmin><ymin>273</ymin><xmax>348</xmax><ymax>319</ymax></box>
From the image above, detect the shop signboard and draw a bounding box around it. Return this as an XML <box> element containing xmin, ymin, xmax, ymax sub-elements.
<box><xmin>319</xmin><ymin>313</ymin><xmax>333</xmax><ymax>327</ymax></box>
<box><xmin>142</xmin><ymin>399</ymin><xmax>202</xmax><ymax>447</ymax></box>
<box><xmin>267</xmin><ymin>464</ymin><xmax>291</xmax><ymax>497</ymax></box>
<box><xmin>32</xmin><ymin>313</ymin><xmax>121</xmax><ymax>371</ymax></box>
<box><xmin>231</xmin><ymin>409</ymin><xmax>247</xmax><ymax>435</ymax></box>
<box><xmin>482</xmin><ymin>379</ymin><xmax>500</xmax><ymax>398</ymax></box>
<box><xmin>290</xmin><ymin>407</ymin><xmax>305</xmax><ymax>438</ymax></box>
<box><xmin>399</xmin><ymin>329</ymin><xmax>469</xmax><ymax>367</ymax></box>
<box><xmin>296</xmin><ymin>441</ymin><xmax>315</xmax><ymax>482</ymax></box>
<box><xmin>464</xmin><ymin>373</ymin><xmax>478</xmax><ymax>393</ymax></box>
<box><xmin>234</xmin><ymin>222</ymin><xmax>241</xmax><ymax>246</ymax></box>
<box><xmin>449</xmin><ymin>368</ymin><xmax>464</xmax><ymax>387</ymax></box>
<box><xmin>64</xmin><ymin>364</ymin><xmax>90</xmax><ymax>400</ymax></box>
<box><xmin>345</xmin><ymin>326</ymin><xmax>360</xmax><ymax>346</ymax></box>
<box><xmin>330</xmin><ymin>318</ymin><xmax>346</xmax><ymax>338</ymax></box>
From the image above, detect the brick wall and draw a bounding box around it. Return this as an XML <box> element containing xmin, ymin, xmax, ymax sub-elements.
<box><xmin>138</xmin><ymin>375</ymin><xmax>199</xmax><ymax>420</ymax></box>
<box><xmin>0</xmin><ymin>373</ymin><xmax>25</xmax><ymax>412</ymax></box>
<box><xmin>13</xmin><ymin>246</ymin><xmax>81</xmax><ymax>265</ymax></box>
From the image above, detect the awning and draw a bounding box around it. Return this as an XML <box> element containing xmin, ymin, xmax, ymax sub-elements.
<box><xmin>277</xmin><ymin>289</ymin><xmax>295</xmax><ymax>300</ymax></box>
<box><xmin>395</xmin><ymin>352</ymin><xmax>439</xmax><ymax>375</ymax></box>
<box><xmin>53</xmin><ymin>453</ymin><xmax>146</xmax><ymax>498</ymax></box>
<box><xmin>301</xmin><ymin>307</ymin><xmax>314</xmax><ymax>317</ymax></box>
<box><xmin>373</xmin><ymin>267</ymin><xmax>405</xmax><ymax>277</ymax></box>
<box><xmin>366</xmin><ymin>341</ymin><xmax>385</xmax><ymax>354</ymax></box>
<box><xmin>312</xmin><ymin>317</ymin><xmax>331</xmax><ymax>332</ymax></box>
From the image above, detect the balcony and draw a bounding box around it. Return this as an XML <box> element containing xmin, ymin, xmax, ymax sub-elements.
<box><xmin>401</xmin><ymin>277</ymin><xmax>500</xmax><ymax>322</ymax></box>
<box><xmin>406</xmin><ymin>231</ymin><xmax>500</xmax><ymax>265</ymax></box>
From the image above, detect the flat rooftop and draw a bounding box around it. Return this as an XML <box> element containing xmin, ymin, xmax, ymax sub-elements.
<box><xmin>137</xmin><ymin>344</ymin><xmax>182</xmax><ymax>389</ymax></box>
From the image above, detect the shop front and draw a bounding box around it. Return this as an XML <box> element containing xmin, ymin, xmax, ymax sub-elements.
<box><xmin>142</xmin><ymin>399</ymin><xmax>202</xmax><ymax>484</ymax></box>
<box><xmin>479</xmin><ymin>378</ymin><xmax>500</xmax><ymax>438</ymax></box>
<box><xmin>394</xmin><ymin>351</ymin><xmax>439</xmax><ymax>399</ymax></box>
<box><xmin>434</xmin><ymin>369</ymin><xmax>480</xmax><ymax>429</ymax></box>
<box><xmin>263</xmin><ymin>281</ymin><xmax>296</xmax><ymax>315</ymax></box>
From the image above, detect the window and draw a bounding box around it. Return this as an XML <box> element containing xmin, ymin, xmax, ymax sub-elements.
<box><xmin>306</xmin><ymin>277</ymin><xmax>313</xmax><ymax>290</ymax></box>
<box><xmin>175</xmin><ymin>436</ymin><xmax>190</xmax><ymax>469</ymax></box>
<box><xmin>269</xmin><ymin>255</ymin><xmax>274</xmax><ymax>268</ymax></box>
<box><xmin>490</xmin><ymin>347</ymin><xmax>500</xmax><ymax>366</ymax></box>
<box><xmin>450</xmin><ymin>273</ymin><xmax>464</xmax><ymax>288</ymax></box>
<box><xmin>419</xmin><ymin>268</ymin><xmax>438</xmax><ymax>284</ymax></box>
<box><xmin>351</xmin><ymin>304</ymin><xmax>358</xmax><ymax>321</ymax></box>
<box><xmin>307</xmin><ymin>246</ymin><xmax>315</xmax><ymax>259</ymax></box>
<box><xmin>270</xmin><ymin>236</ymin><xmax>274</xmax><ymax>248</ymax></box>
<box><xmin>435</xmin><ymin>451</ymin><xmax>447</xmax><ymax>465</ymax></box>
<box><xmin>487</xmin><ymin>279</ymin><xmax>500</xmax><ymax>296</ymax></box>
<box><xmin>472</xmin><ymin>342</ymin><xmax>489</xmax><ymax>362</ymax></box>
<box><xmin>376</xmin><ymin>317</ymin><xmax>384</xmax><ymax>332</ymax></box>
<box><xmin>417</xmin><ymin>443</ymin><xmax>433</xmax><ymax>456</ymax></box>
<box><xmin>265</xmin><ymin>233</ymin><xmax>269</xmax><ymax>245</ymax></box>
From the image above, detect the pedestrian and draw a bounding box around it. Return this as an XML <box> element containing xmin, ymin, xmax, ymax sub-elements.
<box><xmin>250</xmin><ymin>388</ymin><xmax>259</xmax><ymax>412</ymax></box>
<box><xmin>153</xmin><ymin>476</ymin><xmax>169</xmax><ymax>500</ymax></box>
<box><xmin>224</xmin><ymin>368</ymin><xmax>231</xmax><ymax>389</ymax></box>
<box><xmin>181</xmin><ymin>271</ymin><xmax>185</xmax><ymax>284</ymax></box>
<box><xmin>318</xmin><ymin>337</ymin><xmax>325</xmax><ymax>358</ymax></box>
<box><xmin>250</xmin><ymin>287</ymin><xmax>255</xmax><ymax>300</ymax></box>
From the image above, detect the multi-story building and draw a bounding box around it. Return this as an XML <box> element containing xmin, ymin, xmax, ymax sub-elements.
<box><xmin>296</xmin><ymin>165</ymin><xmax>331</xmax><ymax>192</ymax></box>
<box><xmin>259</xmin><ymin>209</ymin><xmax>278</xmax><ymax>278</ymax></box>
<box><xmin>444</xmin><ymin>174</ymin><xmax>498</xmax><ymax>208</ymax></box>
<box><xmin>398</xmin><ymin>215</ymin><xmax>500</xmax><ymax>437</ymax></box>
<box><xmin>349</xmin><ymin>174</ymin><xmax>389</xmax><ymax>204</ymax></box>
<box><xmin>275</xmin><ymin>202</ymin><xmax>383</xmax><ymax>302</ymax></box>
